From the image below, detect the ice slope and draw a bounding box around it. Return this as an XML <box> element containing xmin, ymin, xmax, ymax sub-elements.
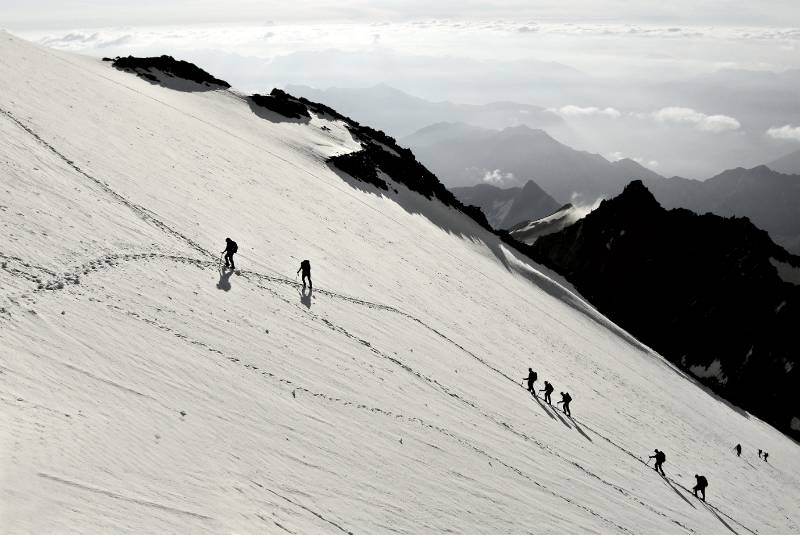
<box><xmin>1</xmin><ymin>33</ymin><xmax>799</xmax><ymax>534</ymax></box>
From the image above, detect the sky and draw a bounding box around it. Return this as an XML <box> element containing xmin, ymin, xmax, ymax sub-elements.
<box><xmin>4</xmin><ymin>1</ymin><xmax>800</xmax><ymax>178</ymax></box>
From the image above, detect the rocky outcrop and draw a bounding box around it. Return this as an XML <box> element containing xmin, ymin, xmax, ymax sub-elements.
<box><xmin>110</xmin><ymin>56</ymin><xmax>230</xmax><ymax>89</ymax></box>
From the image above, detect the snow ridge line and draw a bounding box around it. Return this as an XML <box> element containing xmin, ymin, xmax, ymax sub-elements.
<box><xmin>37</xmin><ymin>472</ymin><xmax>214</xmax><ymax>521</ymax></box>
<box><xmin>111</xmin><ymin>300</ymin><xmax>637</xmax><ymax>535</ymax></box>
<box><xmin>0</xmin><ymin>107</ymin><xmax>212</xmax><ymax>261</ymax></box>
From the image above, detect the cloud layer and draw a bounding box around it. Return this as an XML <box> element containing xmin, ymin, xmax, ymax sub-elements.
<box><xmin>766</xmin><ymin>125</ymin><xmax>800</xmax><ymax>142</ymax></box>
<box><xmin>651</xmin><ymin>107</ymin><xmax>740</xmax><ymax>133</ymax></box>
<box><xmin>551</xmin><ymin>105</ymin><xmax>621</xmax><ymax>118</ymax></box>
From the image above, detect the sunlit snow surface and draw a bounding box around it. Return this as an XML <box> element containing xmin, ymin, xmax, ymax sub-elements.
<box><xmin>1</xmin><ymin>33</ymin><xmax>798</xmax><ymax>534</ymax></box>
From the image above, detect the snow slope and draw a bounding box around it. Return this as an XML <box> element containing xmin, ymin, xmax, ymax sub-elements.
<box><xmin>1</xmin><ymin>33</ymin><xmax>799</xmax><ymax>534</ymax></box>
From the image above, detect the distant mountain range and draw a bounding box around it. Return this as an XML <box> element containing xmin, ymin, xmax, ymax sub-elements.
<box><xmin>285</xmin><ymin>84</ymin><xmax>563</xmax><ymax>138</ymax></box>
<box><xmin>768</xmin><ymin>149</ymin><xmax>800</xmax><ymax>175</ymax></box>
<box><xmin>528</xmin><ymin>181</ymin><xmax>800</xmax><ymax>439</ymax></box>
<box><xmin>449</xmin><ymin>180</ymin><xmax>560</xmax><ymax>229</ymax></box>
<box><xmin>402</xmin><ymin>122</ymin><xmax>660</xmax><ymax>202</ymax></box>
<box><xmin>645</xmin><ymin>166</ymin><xmax>800</xmax><ymax>254</ymax></box>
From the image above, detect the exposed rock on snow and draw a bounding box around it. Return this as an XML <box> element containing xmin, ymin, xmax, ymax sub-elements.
<box><xmin>111</xmin><ymin>55</ymin><xmax>231</xmax><ymax>90</ymax></box>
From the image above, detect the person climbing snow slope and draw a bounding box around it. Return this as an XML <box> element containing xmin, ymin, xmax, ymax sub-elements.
<box><xmin>222</xmin><ymin>238</ymin><xmax>238</xmax><ymax>270</ymax></box>
<box><xmin>692</xmin><ymin>474</ymin><xmax>708</xmax><ymax>501</ymax></box>
<box><xmin>540</xmin><ymin>381</ymin><xmax>554</xmax><ymax>404</ymax></box>
<box><xmin>297</xmin><ymin>259</ymin><xmax>312</xmax><ymax>289</ymax></box>
<box><xmin>557</xmin><ymin>391</ymin><xmax>572</xmax><ymax>416</ymax></box>
<box><xmin>523</xmin><ymin>368</ymin><xmax>538</xmax><ymax>396</ymax></box>
<box><xmin>649</xmin><ymin>449</ymin><xmax>666</xmax><ymax>476</ymax></box>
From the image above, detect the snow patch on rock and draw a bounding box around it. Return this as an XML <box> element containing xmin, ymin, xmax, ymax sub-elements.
<box><xmin>770</xmin><ymin>257</ymin><xmax>800</xmax><ymax>285</ymax></box>
<box><xmin>689</xmin><ymin>359</ymin><xmax>728</xmax><ymax>385</ymax></box>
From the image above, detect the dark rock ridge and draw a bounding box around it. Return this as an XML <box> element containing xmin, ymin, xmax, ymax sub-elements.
<box><xmin>529</xmin><ymin>180</ymin><xmax>800</xmax><ymax>438</ymax></box>
<box><xmin>254</xmin><ymin>89</ymin><xmax>493</xmax><ymax>228</ymax></box>
<box><xmin>109</xmin><ymin>56</ymin><xmax>230</xmax><ymax>88</ymax></box>
<box><xmin>450</xmin><ymin>180</ymin><xmax>561</xmax><ymax>229</ymax></box>
<box><xmin>250</xmin><ymin>90</ymin><xmax>311</xmax><ymax>120</ymax></box>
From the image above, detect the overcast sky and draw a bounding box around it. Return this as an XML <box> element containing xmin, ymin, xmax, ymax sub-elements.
<box><xmin>3</xmin><ymin>0</ymin><xmax>800</xmax><ymax>29</ymax></box>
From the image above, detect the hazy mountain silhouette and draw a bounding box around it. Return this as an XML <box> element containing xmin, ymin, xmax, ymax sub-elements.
<box><xmin>529</xmin><ymin>180</ymin><xmax>800</xmax><ymax>438</ymax></box>
<box><xmin>645</xmin><ymin>166</ymin><xmax>800</xmax><ymax>254</ymax></box>
<box><xmin>286</xmin><ymin>84</ymin><xmax>563</xmax><ymax>138</ymax></box>
<box><xmin>767</xmin><ymin>149</ymin><xmax>800</xmax><ymax>175</ymax></box>
<box><xmin>403</xmin><ymin>122</ymin><xmax>661</xmax><ymax>202</ymax></box>
<box><xmin>450</xmin><ymin>180</ymin><xmax>560</xmax><ymax>229</ymax></box>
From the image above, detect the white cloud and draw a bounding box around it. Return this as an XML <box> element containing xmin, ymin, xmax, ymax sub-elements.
<box><xmin>766</xmin><ymin>125</ymin><xmax>800</xmax><ymax>142</ymax></box>
<box><xmin>651</xmin><ymin>106</ymin><xmax>740</xmax><ymax>133</ymax></box>
<box><xmin>550</xmin><ymin>105</ymin><xmax>622</xmax><ymax>119</ymax></box>
<box><xmin>482</xmin><ymin>169</ymin><xmax>517</xmax><ymax>187</ymax></box>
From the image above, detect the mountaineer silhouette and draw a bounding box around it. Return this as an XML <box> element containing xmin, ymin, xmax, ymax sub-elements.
<box><xmin>649</xmin><ymin>449</ymin><xmax>666</xmax><ymax>476</ymax></box>
<box><xmin>523</xmin><ymin>368</ymin><xmax>538</xmax><ymax>396</ymax></box>
<box><xmin>557</xmin><ymin>391</ymin><xmax>572</xmax><ymax>416</ymax></box>
<box><xmin>297</xmin><ymin>259</ymin><xmax>312</xmax><ymax>289</ymax></box>
<box><xmin>692</xmin><ymin>474</ymin><xmax>708</xmax><ymax>501</ymax></box>
<box><xmin>222</xmin><ymin>238</ymin><xmax>238</xmax><ymax>270</ymax></box>
<box><xmin>540</xmin><ymin>381</ymin><xmax>554</xmax><ymax>404</ymax></box>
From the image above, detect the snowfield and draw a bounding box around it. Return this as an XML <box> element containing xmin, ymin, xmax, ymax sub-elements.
<box><xmin>1</xmin><ymin>33</ymin><xmax>798</xmax><ymax>534</ymax></box>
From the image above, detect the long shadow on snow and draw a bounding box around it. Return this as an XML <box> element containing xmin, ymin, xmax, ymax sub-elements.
<box><xmin>550</xmin><ymin>406</ymin><xmax>572</xmax><ymax>429</ymax></box>
<box><xmin>701</xmin><ymin>500</ymin><xmax>741</xmax><ymax>535</ymax></box>
<box><xmin>216</xmin><ymin>269</ymin><xmax>233</xmax><ymax>291</ymax></box>
<box><xmin>327</xmin><ymin>164</ymin><xmax>511</xmax><ymax>271</ymax></box>
<box><xmin>532</xmin><ymin>394</ymin><xmax>557</xmax><ymax>421</ymax></box>
<box><xmin>569</xmin><ymin>416</ymin><xmax>593</xmax><ymax>442</ymax></box>
<box><xmin>660</xmin><ymin>476</ymin><xmax>696</xmax><ymax>510</ymax></box>
<box><xmin>300</xmin><ymin>286</ymin><xmax>312</xmax><ymax>308</ymax></box>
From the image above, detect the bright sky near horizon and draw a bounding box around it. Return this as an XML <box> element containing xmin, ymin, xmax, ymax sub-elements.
<box><xmin>3</xmin><ymin>0</ymin><xmax>800</xmax><ymax>29</ymax></box>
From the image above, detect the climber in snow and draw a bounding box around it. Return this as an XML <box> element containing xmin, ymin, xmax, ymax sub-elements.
<box><xmin>649</xmin><ymin>449</ymin><xmax>666</xmax><ymax>476</ymax></box>
<box><xmin>222</xmin><ymin>238</ymin><xmax>238</xmax><ymax>270</ymax></box>
<box><xmin>557</xmin><ymin>391</ymin><xmax>572</xmax><ymax>416</ymax></box>
<box><xmin>523</xmin><ymin>368</ymin><xmax>538</xmax><ymax>396</ymax></box>
<box><xmin>540</xmin><ymin>381</ymin><xmax>554</xmax><ymax>405</ymax></box>
<box><xmin>297</xmin><ymin>259</ymin><xmax>312</xmax><ymax>289</ymax></box>
<box><xmin>692</xmin><ymin>474</ymin><xmax>708</xmax><ymax>501</ymax></box>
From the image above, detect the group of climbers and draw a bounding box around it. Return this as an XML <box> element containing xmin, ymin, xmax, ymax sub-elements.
<box><xmin>522</xmin><ymin>368</ymin><xmax>571</xmax><ymax>416</ymax></box>
<box><xmin>522</xmin><ymin>365</ymin><xmax>769</xmax><ymax>505</ymax></box>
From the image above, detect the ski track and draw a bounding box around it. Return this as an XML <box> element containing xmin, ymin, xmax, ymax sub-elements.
<box><xmin>1</xmin><ymin>246</ymin><xmax>762</xmax><ymax>533</ymax></box>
